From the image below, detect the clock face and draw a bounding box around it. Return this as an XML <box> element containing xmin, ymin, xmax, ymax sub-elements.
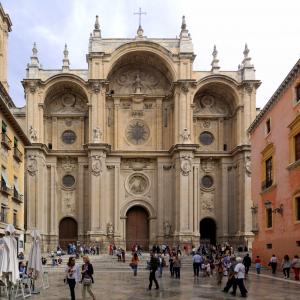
<box><xmin>126</xmin><ymin>120</ymin><xmax>150</xmax><ymax>145</ymax></box>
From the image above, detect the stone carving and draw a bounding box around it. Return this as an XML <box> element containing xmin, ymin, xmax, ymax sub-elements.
<box><xmin>128</xmin><ymin>174</ymin><xmax>148</xmax><ymax>195</ymax></box>
<box><xmin>194</xmin><ymin>95</ymin><xmax>229</xmax><ymax>116</ymax></box>
<box><xmin>65</xmin><ymin>118</ymin><xmax>72</xmax><ymax>127</ymax></box>
<box><xmin>180</xmin><ymin>81</ymin><xmax>189</xmax><ymax>94</ymax></box>
<box><xmin>93</xmin><ymin>127</ymin><xmax>102</xmax><ymax>143</ymax></box>
<box><xmin>180</xmin><ymin>128</ymin><xmax>191</xmax><ymax>144</ymax></box>
<box><xmin>91</xmin><ymin>155</ymin><xmax>102</xmax><ymax>176</ymax></box>
<box><xmin>107</xmin><ymin>222</ymin><xmax>114</xmax><ymax>236</ymax></box>
<box><xmin>29</xmin><ymin>125</ymin><xmax>38</xmax><ymax>142</ymax></box>
<box><xmin>202</xmin><ymin>120</ymin><xmax>211</xmax><ymax>128</ymax></box>
<box><xmin>109</xmin><ymin>64</ymin><xmax>170</xmax><ymax>95</ymax></box>
<box><xmin>46</xmin><ymin>93</ymin><xmax>88</xmax><ymax>115</ymax></box>
<box><xmin>91</xmin><ymin>81</ymin><xmax>101</xmax><ymax>93</ymax></box>
<box><xmin>180</xmin><ymin>156</ymin><xmax>192</xmax><ymax>176</ymax></box>
<box><xmin>28</xmin><ymin>81</ymin><xmax>38</xmax><ymax>93</ymax></box>
<box><xmin>27</xmin><ymin>155</ymin><xmax>37</xmax><ymax>176</ymax></box>
<box><xmin>201</xmin><ymin>158</ymin><xmax>215</xmax><ymax>173</ymax></box>
<box><xmin>126</xmin><ymin>120</ymin><xmax>150</xmax><ymax>145</ymax></box>
<box><xmin>63</xmin><ymin>191</ymin><xmax>75</xmax><ymax>214</ymax></box>
<box><xmin>201</xmin><ymin>192</ymin><xmax>214</xmax><ymax>212</ymax></box>
<box><xmin>62</xmin><ymin>156</ymin><xmax>76</xmax><ymax>173</ymax></box>
<box><xmin>163</xmin><ymin>221</ymin><xmax>172</xmax><ymax>236</ymax></box>
<box><xmin>126</xmin><ymin>158</ymin><xmax>149</xmax><ymax>171</ymax></box>
<box><xmin>245</xmin><ymin>156</ymin><xmax>251</xmax><ymax>176</ymax></box>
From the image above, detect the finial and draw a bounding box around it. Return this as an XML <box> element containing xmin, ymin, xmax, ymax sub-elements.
<box><xmin>134</xmin><ymin>8</ymin><xmax>146</xmax><ymax>38</ymax></box>
<box><xmin>32</xmin><ymin>42</ymin><xmax>38</xmax><ymax>57</ymax></box>
<box><xmin>62</xmin><ymin>43</ymin><xmax>70</xmax><ymax>70</ymax></box>
<box><xmin>243</xmin><ymin>43</ymin><xmax>249</xmax><ymax>58</ymax></box>
<box><xmin>93</xmin><ymin>15</ymin><xmax>101</xmax><ymax>38</ymax></box>
<box><xmin>181</xmin><ymin>15</ymin><xmax>186</xmax><ymax>30</ymax></box>
<box><xmin>211</xmin><ymin>45</ymin><xmax>220</xmax><ymax>72</ymax></box>
<box><xmin>95</xmin><ymin>15</ymin><xmax>100</xmax><ymax>30</ymax></box>
<box><xmin>137</xmin><ymin>25</ymin><xmax>144</xmax><ymax>37</ymax></box>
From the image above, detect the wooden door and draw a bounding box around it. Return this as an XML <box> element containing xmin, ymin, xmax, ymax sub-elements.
<box><xmin>59</xmin><ymin>217</ymin><xmax>78</xmax><ymax>250</ymax></box>
<box><xmin>126</xmin><ymin>206</ymin><xmax>149</xmax><ymax>251</ymax></box>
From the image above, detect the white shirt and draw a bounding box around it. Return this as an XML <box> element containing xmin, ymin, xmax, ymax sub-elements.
<box><xmin>65</xmin><ymin>265</ymin><xmax>80</xmax><ymax>282</ymax></box>
<box><xmin>234</xmin><ymin>263</ymin><xmax>245</xmax><ymax>279</ymax></box>
<box><xmin>270</xmin><ymin>256</ymin><xmax>277</xmax><ymax>263</ymax></box>
<box><xmin>193</xmin><ymin>254</ymin><xmax>202</xmax><ymax>263</ymax></box>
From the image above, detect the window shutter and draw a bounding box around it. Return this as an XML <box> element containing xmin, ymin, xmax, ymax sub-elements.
<box><xmin>295</xmin><ymin>133</ymin><xmax>300</xmax><ymax>161</ymax></box>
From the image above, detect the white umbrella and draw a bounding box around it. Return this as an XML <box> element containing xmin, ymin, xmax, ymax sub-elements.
<box><xmin>0</xmin><ymin>224</ymin><xmax>19</xmax><ymax>284</ymax></box>
<box><xmin>28</xmin><ymin>229</ymin><xmax>43</xmax><ymax>279</ymax></box>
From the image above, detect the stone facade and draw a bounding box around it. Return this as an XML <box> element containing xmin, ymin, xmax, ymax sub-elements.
<box><xmin>14</xmin><ymin>16</ymin><xmax>260</xmax><ymax>251</ymax></box>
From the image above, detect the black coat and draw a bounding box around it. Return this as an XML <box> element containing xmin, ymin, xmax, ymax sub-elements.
<box><xmin>82</xmin><ymin>263</ymin><xmax>94</xmax><ymax>283</ymax></box>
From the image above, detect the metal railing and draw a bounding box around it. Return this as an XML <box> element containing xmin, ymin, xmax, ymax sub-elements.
<box><xmin>12</xmin><ymin>187</ymin><xmax>23</xmax><ymax>203</ymax></box>
<box><xmin>13</xmin><ymin>147</ymin><xmax>23</xmax><ymax>162</ymax></box>
<box><xmin>1</xmin><ymin>133</ymin><xmax>12</xmax><ymax>149</ymax></box>
<box><xmin>261</xmin><ymin>179</ymin><xmax>273</xmax><ymax>191</ymax></box>
<box><xmin>0</xmin><ymin>181</ymin><xmax>12</xmax><ymax>195</ymax></box>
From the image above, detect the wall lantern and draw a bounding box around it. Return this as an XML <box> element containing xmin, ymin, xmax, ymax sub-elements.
<box><xmin>264</xmin><ymin>201</ymin><xmax>283</xmax><ymax>215</ymax></box>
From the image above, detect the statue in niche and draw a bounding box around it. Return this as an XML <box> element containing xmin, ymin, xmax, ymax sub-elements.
<box><xmin>129</xmin><ymin>175</ymin><xmax>147</xmax><ymax>194</ymax></box>
<box><xmin>107</xmin><ymin>222</ymin><xmax>114</xmax><ymax>236</ymax></box>
<box><xmin>93</xmin><ymin>127</ymin><xmax>102</xmax><ymax>143</ymax></box>
<box><xmin>29</xmin><ymin>126</ymin><xmax>37</xmax><ymax>142</ymax></box>
<box><xmin>27</xmin><ymin>154</ymin><xmax>37</xmax><ymax>176</ymax></box>
<box><xmin>180</xmin><ymin>156</ymin><xmax>192</xmax><ymax>176</ymax></box>
<box><xmin>164</xmin><ymin>221</ymin><xmax>172</xmax><ymax>236</ymax></box>
<box><xmin>132</xmin><ymin>73</ymin><xmax>143</xmax><ymax>93</ymax></box>
<box><xmin>180</xmin><ymin>128</ymin><xmax>191</xmax><ymax>144</ymax></box>
<box><xmin>245</xmin><ymin>156</ymin><xmax>251</xmax><ymax>176</ymax></box>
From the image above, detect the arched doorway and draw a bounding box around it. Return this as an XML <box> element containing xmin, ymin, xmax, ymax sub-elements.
<box><xmin>59</xmin><ymin>217</ymin><xmax>78</xmax><ymax>249</ymax></box>
<box><xmin>126</xmin><ymin>206</ymin><xmax>149</xmax><ymax>251</ymax></box>
<box><xmin>200</xmin><ymin>217</ymin><xmax>217</xmax><ymax>245</ymax></box>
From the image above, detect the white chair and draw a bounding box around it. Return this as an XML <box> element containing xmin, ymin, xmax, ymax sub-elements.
<box><xmin>15</xmin><ymin>276</ymin><xmax>32</xmax><ymax>299</ymax></box>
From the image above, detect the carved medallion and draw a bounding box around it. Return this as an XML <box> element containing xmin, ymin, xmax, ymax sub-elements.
<box><xmin>61</xmin><ymin>156</ymin><xmax>76</xmax><ymax>173</ymax></box>
<box><xmin>180</xmin><ymin>156</ymin><xmax>192</xmax><ymax>176</ymax></box>
<box><xmin>27</xmin><ymin>155</ymin><xmax>37</xmax><ymax>176</ymax></box>
<box><xmin>91</xmin><ymin>155</ymin><xmax>102</xmax><ymax>176</ymax></box>
<box><xmin>127</xmin><ymin>173</ymin><xmax>149</xmax><ymax>195</ymax></box>
<box><xmin>201</xmin><ymin>158</ymin><xmax>215</xmax><ymax>173</ymax></box>
<box><xmin>126</xmin><ymin>120</ymin><xmax>150</xmax><ymax>145</ymax></box>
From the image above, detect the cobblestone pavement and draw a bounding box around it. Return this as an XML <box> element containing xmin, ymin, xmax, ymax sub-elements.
<box><xmin>6</xmin><ymin>255</ymin><xmax>300</xmax><ymax>300</ymax></box>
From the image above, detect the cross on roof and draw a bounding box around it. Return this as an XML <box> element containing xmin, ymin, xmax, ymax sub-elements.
<box><xmin>134</xmin><ymin>7</ymin><xmax>146</xmax><ymax>27</ymax></box>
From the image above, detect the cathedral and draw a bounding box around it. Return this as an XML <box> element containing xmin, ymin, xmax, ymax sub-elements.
<box><xmin>14</xmin><ymin>15</ymin><xmax>260</xmax><ymax>251</ymax></box>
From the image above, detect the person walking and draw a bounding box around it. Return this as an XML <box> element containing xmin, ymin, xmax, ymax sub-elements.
<box><xmin>282</xmin><ymin>255</ymin><xmax>291</xmax><ymax>279</ymax></box>
<box><xmin>242</xmin><ymin>253</ymin><xmax>252</xmax><ymax>275</ymax></box>
<box><xmin>130</xmin><ymin>252</ymin><xmax>139</xmax><ymax>276</ymax></box>
<box><xmin>231</xmin><ymin>257</ymin><xmax>247</xmax><ymax>298</ymax></box>
<box><xmin>158</xmin><ymin>254</ymin><xmax>165</xmax><ymax>278</ymax></box>
<box><xmin>81</xmin><ymin>256</ymin><xmax>95</xmax><ymax>300</ymax></box>
<box><xmin>65</xmin><ymin>257</ymin><xmax>80</xmax><ymax>300</ymax></box>
<box><xmin>269</xmin><ymin>254</ymin><xmax>278</xmax><ymax>274</ymax></box>
<box><xmin>148</xmin><ymin>253</ymin><xmax>159</xmax><ymax>290</ymax></box>
<box><xmin>173</xmin><ymin>255</ymin><xmax>181</xmax><ymax>279</ymax></box>
<box><xmin>291</xmin><ymin>255</ymin><xmax>300</xmax><ymax>281</ymax></box>
<box><xmin>215</xmin><ymin>257</ymin><xmax>224</xmax><ymax>285</ymax></box>
<box><xmin>254</xmin><ymin>256</ymin><xmax>262</xmax><ymax>274</ymax></box>
<box><xmin>223</xmin><ymin>256</ymin><xmax>237</xmax><ymax>294</ymax></box>
<box><xmin>192</xmin><ymin>252</ymin><xmax>202</xmax><ymax>277</ymax></box>
<box><xmin>169</xmin><ymin>253</ymin><xmax>175</xmax><ymax>277</ymax></box>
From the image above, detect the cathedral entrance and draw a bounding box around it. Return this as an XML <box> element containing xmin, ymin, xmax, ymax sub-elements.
<box><xmin>126</xmin><ymin>206</ymin><xmax>149</xmax><ymax>251</ymax></box>
<box><xmin>200</xmin><ymin>217</ymin><xmax>217</xmax><ymax>245</ymax></box>
<box><xmin>59</xmin><ymin>217</ymin><xmax>78</xmax><ymax>250</ymax></box>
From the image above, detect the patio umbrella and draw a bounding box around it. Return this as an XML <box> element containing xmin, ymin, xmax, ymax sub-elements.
<box><xmin>0</xmin><ymin>224</ymin><xmax>19</xmax><ymax>284</ymax></box>
<box><xmin>28</xmin><ymin>229</ymin><xmax>43</xmax><ymax>279</ymax></box>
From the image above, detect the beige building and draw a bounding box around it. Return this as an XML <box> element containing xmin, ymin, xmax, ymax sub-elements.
<box><xmin>15</xmin><ymin>16</ymin><xmax>260</xmax><ymax>251</ymax></box>
<box><xmin>0</xmin><ymin>4</ymin><xmax>30</xmax><ymax>251</ymax></box>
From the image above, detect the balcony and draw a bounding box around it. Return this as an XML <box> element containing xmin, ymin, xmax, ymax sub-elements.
<box><xmin>12</xmin><ymin>187</ymin><xmax>23</xmax><ymax>204</ymax></box>
<box><xmin>0</xmin><ymin>182</ymin><xmax>12</xmax><ymax>195</ymax></box>
<box><xmin>261</xmin><ymin>179</ymin><xmax>273</xmax><ymax>191</ymax></box>
<box><xmin>1</xmin><ymin>133</ymin><xmax>12</xmax><ymax>150</ymax></box>
<box><xmin>13</xmin><ymin>147</ymin><xmax>23</xmax><ymax>162</ymax></box>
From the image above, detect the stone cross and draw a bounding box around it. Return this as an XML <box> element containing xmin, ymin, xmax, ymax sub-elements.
<box><xmin>134</xmin><ymin>7</ymin><xmax>146</xmax><ymax>27</ymax></box>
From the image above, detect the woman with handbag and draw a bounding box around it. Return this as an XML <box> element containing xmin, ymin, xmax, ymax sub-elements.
<box><xmin>65</xmin><ymin>257</ymin><xmax>80</xmax><ymax>300</ymax></box>
<box><xmin>81</xmin><ymin>256</ymin><xmax>96</xmax><ymax>300</ymax></box>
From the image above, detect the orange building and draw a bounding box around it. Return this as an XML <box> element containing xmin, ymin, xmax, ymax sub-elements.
<box><xmin>249</xmin><ymin>59</ymin><xmax>300</xmax><ymax>265</ymax></box>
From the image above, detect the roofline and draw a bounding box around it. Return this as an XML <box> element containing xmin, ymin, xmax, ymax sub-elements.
<box><xmin>0</xmin><ymin>83</ymin><xmax>31</xmax><ymax>145</ymax></box>
<box><xmin>0</xmin><ymin>3</ymin><xmax>12</xmax><ymax>32</ymax></box>
<box><xmin>248</xmin><ymin>59</ymin><xmax>300</xmax><ymax>134</ymax></box>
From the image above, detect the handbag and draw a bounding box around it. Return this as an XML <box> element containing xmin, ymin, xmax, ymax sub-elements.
<box><xmin>83</xmin><ymin>276</ymin><xmax>92</xmax><ymax>286</ymax></box>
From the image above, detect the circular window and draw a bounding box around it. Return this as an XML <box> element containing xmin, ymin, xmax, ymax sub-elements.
<box><xmin>62</xmin><ymin>175</ymin><xmax>75</xmax><ymax>187</ymax></box>
<box><xmin>199</xmin><ymin>131</ymin><xmax>214</xmax><ymax>145</ymax></box>
<box><xmin>201</xmin><ymin>175</ymin><xmax>214</xmax><ymax>188</ymax></box>
<box><xmin>62</xmin><ymin>130</ymin><xmax>76</xmax><ymax>144</ymax></box>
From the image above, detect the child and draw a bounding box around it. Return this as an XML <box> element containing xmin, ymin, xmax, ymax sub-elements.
<box><xmin>255</xmin><ymin>256</ymin><xmax>262</xmax><ymax>274</ymax></box>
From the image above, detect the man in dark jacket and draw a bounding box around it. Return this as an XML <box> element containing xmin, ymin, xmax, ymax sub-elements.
<box><xmin>243</xmin><ymin>253</ymin><xmax>252</xmax><ymax>275</ymax></box>
<box><xmin>149</xmin><ymin>253</ymin><xmax>159</xmax><ymax>290</ymax></box>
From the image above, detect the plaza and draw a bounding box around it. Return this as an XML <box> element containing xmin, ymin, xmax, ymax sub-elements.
<box><xmin>32</xmin><ymin>254</ymin><xmax>300</xmax><ymax>300</ymax></box>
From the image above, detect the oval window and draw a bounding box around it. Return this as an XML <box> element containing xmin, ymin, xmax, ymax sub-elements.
<box><xmin>62</xmin><ymin>130</ymin><xmax>76</xmax><ymax>144</ymax></box>
<box><xmin>201</xmin><ymin>175</ymin><xmax>214</xmax><ymax>188</ymax></box>
<box><xmin>199</xmin><ymin>131</ymin><xmax>214</xmax><ymax>145</ymax></box>
<box><xmin>62</xmin><ymin>175</ymin><xmax>75</xmax><ymax>187</ymax></box>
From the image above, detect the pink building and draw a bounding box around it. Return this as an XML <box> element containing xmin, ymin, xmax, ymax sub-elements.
<box><xmin>249</xmin><ymin>59</ymin><xmax>300</xmax><ymax>265</ymax></box>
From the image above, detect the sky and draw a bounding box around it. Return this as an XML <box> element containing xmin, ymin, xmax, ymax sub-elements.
<box><xmin>1</xmin><ymin>0</ymin><xmax>300</xmax><ymax>108</ymax></box>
